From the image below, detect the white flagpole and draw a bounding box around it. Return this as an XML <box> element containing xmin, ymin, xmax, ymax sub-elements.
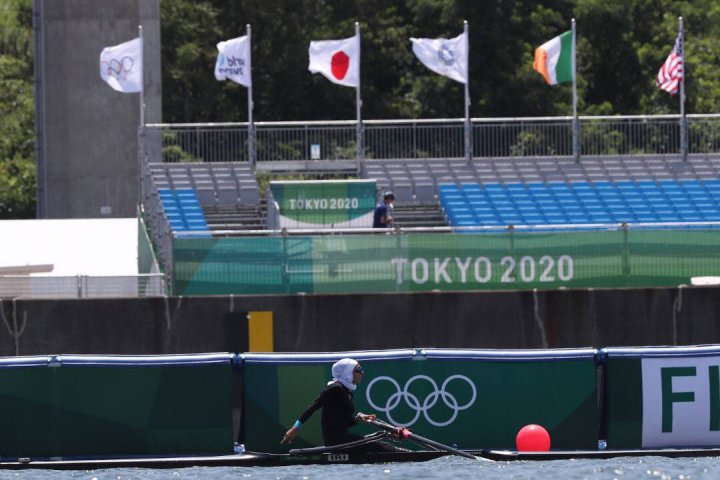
<box><xmin>247</xmin><ymin>24</ymin><xmax>256</xmax><ymax>168</ymax></box>
<box><xmin>355</xmin><ymin>21</ymin><xmax>363</xmax><ymax>167</ymax></box>
<box><xmin>138</xmin><ymin>24</ymin><xmax>145</xmax><ymax>208</ymax></box>
<box><xmin>679</xmin><ymin>16</ymin><xmax>687</xmax><ymax>162</ymax></box>
<box><xmin>463</xmin><ymin>20</ymin><xmax>472</xmax><ymax>166</ymax></box>
<box><xmin>138</xmin><ymin>25</ymin><xmax>145</xmax><ymax>128</ymax></box>
<box><xmin>571</xmin><ymin>18</ymin><xmax>579</xmax><ymax>163</ymax></box>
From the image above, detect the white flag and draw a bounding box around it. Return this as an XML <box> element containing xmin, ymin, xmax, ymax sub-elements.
<box><xmin>99</xmin><ymin>37</ymin><xmax>143</xmax><ymax>93</ymax></box>
<box><xmin>410</xmin><ymin>32</ymin><xmax>468</xmax><ymax>84</ymax></box>
<box><xmin>308</xmin><ymin>35</ymin><xmax>359</xmax><ymax>87</ymax></box>
<box><xmin>215</xmin><ymin>35</ymin><xmax>252</xmax><ymax>87</ymax></box>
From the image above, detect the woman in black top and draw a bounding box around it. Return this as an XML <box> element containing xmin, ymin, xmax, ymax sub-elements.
<box><xmin>281</xmin><ymin>358</ymin><xmax>378</xmax><ymax>447</ymax></box>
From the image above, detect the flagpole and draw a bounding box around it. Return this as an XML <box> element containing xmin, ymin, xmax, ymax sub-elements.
<box><xmin>679</xmin><ymin>16</ymin><xmax>687</xmax><ymax>162</ymax></box>
<box><xmin>463</xmin><ymin>20</ymin><xmax>472</xmax><ymax>166</ymax></box>
<box><xmin>138</xmin><ymin>24</ymin><xmax>145</xmax><ymax>209</ymax></box>
<box><xmin>138</xmin><ymin>25</ymin><xmax>145</xmax><ymax>129</ymax></box>
<box><xmin>571</xmin><ymin>18</ymin><xmax>579</xmax><ymax>163</ymax></box>
<box><xmin>247</xmin><ymin>24</ymin><xmax>256</xmax><ymax>169</ymax></box>
<box><xmin>355</xmin><ymin>21</ymin><xmax>363</xmax><ymax>170</ymax></box>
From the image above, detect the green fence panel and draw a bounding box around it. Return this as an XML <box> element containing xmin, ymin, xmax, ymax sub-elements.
<box><xmin>242</xmin><ymin>349</ymin><xmax>598</xmax><ymax>453</ymax></box>
<box><xmin>0</xmin><ymin>355</ymin><xmax>234</xmax><ymax>458</ymax></box>
<box><xmin>174</xmin><ymin>229</ymin><xmax>720</xmax><ymax>295</ymax></box>
<box><xmin>173</xmin><ymin>237</ymin><xmax>314</xmax><ymax>295</ymax></box>
<box><xmin>605</xmin><ymin>346</ymin><xmax>720</xmax><ymax>449</ymax></box>
<box><xmin>270</xmin><ymin>180</ymin><xmax>376</xmax><ymax>228</ymax></box>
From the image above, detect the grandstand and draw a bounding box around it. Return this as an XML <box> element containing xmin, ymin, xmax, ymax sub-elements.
<box><xmin>147</xmin><ymin>153</ymin><xmax>720</xmax><ymax>235</ymax></box>
<box><xmin>150</xmin><ymin>162</ymin><xmax>264</xmax><ymax>232</ymax></box>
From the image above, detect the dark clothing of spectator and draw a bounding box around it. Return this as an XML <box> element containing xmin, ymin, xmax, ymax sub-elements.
<box><xmin>373</xmin><ymin>203</ymin><xmax>389</xmax><ymax>228</ymax></box>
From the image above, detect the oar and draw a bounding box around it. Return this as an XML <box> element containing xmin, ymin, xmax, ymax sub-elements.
<box><xmin>370</xmin><ymin>419</ymin><xmax>478</xmax><ymax>461</ymax></box>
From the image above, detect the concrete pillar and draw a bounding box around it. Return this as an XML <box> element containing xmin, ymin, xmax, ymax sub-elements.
<box><xmin>34</xmin><ymin>0</ymin><xmax>161</xmax><ymax>218</ymax></box>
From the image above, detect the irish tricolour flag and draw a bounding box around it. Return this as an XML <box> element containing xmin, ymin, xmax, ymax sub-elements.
<box><xmin>533</xmin><ymin>30</ymin><xmax>574</xmax><ymax>85</ymax></box>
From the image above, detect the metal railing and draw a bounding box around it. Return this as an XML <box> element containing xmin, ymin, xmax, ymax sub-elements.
<box><xmin>172</xmin><ymin>221</ymin><xmax>720</xmax><ymax>238</ymax></box>
<box><xmin>139</xmin><ymin>157</ymin><xmax>174</xmax><ymax>288</ymax></box>
<box><xmin>0</xmin><ymin>274</ymin><xmax>166</xmax><ymax>299</ymax></box>
<box><xmin>144</xmin><ymin>114</ymin><xmax>720</xmax><ymax>165</ymax></box>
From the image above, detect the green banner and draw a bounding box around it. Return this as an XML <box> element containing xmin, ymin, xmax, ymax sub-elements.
<box><xmin>605</xmin><ymin>347</ymin><xmax>720</xmax><ymax>449</ymax></box>
<box><xmin>0</xmin><ymin>359</ymin><xmax>234</xmax><ymax>458</ymax></box>
<box><xmin>174</xmin><ymin>229</ymin><xmax>720</xmax><ymax>295</ymax></box>
<box><xmin>270</xmin><ymin>180</ymin><xmax>376</xmax><ymax>228</ymax></box>
<box><xmin>242</xmin><ymin>355</ymin><xmax>597</xmax><ymax>453</ymax></box>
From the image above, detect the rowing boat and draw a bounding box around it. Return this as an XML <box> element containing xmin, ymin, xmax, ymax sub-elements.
<box><xmin>2</xmin><ymin>447</ymin><xmax>720</xmax><ymax>469</ymax></box>
<box><xmin>0</xmin><ymin>450</ymin><xmax>458</xmax><ymax>469</ymax></box>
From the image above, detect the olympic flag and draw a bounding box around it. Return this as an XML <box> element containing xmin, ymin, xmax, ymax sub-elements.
<box><xmin>99</xmin><ymin>37</ymin><xmax>143</xmax><ymax>93</ymax></box>
<box><xmin>215</xmin><ymin>35</ymin><xmax>252</xmax><ymax>87</ymax></box>
<box><xmin>410</xmin><ymin>31</ymin><xmax>468</xmax><ymax>84</ymax></box>
<box><xmin>308</xmin><ymin>34</ymin><xmax>360</xmax><ymax>87</ymax></box>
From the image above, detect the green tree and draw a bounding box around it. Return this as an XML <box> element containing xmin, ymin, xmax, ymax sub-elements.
<box><xmin>0</xmin><ymin>0</ymin><xmax>35</xmax><ymax>218</ymax></box>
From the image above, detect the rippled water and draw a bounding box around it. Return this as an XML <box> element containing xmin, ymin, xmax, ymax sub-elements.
<box><xmin>3</xmin><ymin>456</ymin><xmax>720</xmax><ymax>480</ymax></box>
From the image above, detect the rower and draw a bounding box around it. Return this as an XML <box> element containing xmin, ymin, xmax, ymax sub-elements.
<box><xmin>281</xmin><ymin>358</ymin><xmax>403</xmax><ymax>452</ymax></box>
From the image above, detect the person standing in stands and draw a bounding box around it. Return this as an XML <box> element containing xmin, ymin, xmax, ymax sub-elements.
<box><xmin>373</xmin><ymin>191</ymin><xmax>395</xmax><ymax>228</ymax></box>
<box><xmin>281</xmin><ymin>358</ymin><xmax>402</xmax><ymax>451</ymax></box>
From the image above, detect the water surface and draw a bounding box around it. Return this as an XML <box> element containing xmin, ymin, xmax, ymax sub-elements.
<box><xmin>4</xmin><ymin>456</ymin><xmax>720</xmax><ymax>480</ymax></box>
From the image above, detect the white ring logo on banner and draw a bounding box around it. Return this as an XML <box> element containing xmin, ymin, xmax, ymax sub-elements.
<box><xmin>365</xmin><ymin>375</ymin><xmax>476</xmax><ymax>427</ymax></box>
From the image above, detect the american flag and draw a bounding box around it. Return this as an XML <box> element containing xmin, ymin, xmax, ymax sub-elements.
<box><xmin>657</xmin><ymin>33</ymin><xmax>683</xmax><ymax>95</ymax></box>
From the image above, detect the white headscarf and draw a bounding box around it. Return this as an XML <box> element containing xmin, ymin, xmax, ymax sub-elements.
<box><xmin>328</xmin><ymin>358</ymin><xmax>358</xmax><ymax>391</ymax></box>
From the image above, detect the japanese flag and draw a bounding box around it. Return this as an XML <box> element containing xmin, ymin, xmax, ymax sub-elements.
<box><xmin>308</xmin><ymin>34</ymin><xmax>359</xmax><ymax>87</ymax></box>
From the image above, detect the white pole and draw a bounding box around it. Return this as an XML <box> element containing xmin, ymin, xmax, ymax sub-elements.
<box><xmin>247</xmin><ymin>24</ymin><xmax>256</xmax><ymax>168</ymax></box>
<box><xmin>355</xmin><ymin>21</ymin><xmax>363</xmax><ymax>167</ymax></box>
<box><xmin>138</xmin><ymin>25</ymin><xmax>145</xmax><ymax>128</ymax></box>
<box><xmin>571</xmin><ymin>18</ymin><xmax>579</xmax><ymax>163</ymax></box>
<box><xmin>679</xmin><ymin>16</ymin><xmax>687</xmax><ymax>162</ymax></box>
<box><xmin>138</xmin><ymin>24</ymin><xmax>145</xmax><ymax>208</ymax></box>
<box><xmin>464</xmin><ymin>20</ymin><xmax>472</xmax><ymax>166</ymax></box>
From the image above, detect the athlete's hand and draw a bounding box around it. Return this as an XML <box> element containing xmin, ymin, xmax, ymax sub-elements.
<box><xmin>355</xmin><ymin>412</ymin><xmax>377</xmax><ymax>423</ymax></box>
<box><xmin>281</xmin><ymin>426</ymin><xmax>299</xmax><ymax>444</ymax></box>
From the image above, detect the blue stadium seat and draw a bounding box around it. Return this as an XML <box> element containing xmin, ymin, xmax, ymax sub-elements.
<box><xmin>439</xmin><ymin>183</ymin><xmax>459</xmax><ymax>194</ymax></box>
<box><xmin>158</xmin><ymin>188</ymin><xmax>210</xmax><ymax>234</ymax></box>
<box><xmin>506</xmin><ymin>183</ymin><xmax>528</xmax><ymax>193</ymax></box>
<box><xmin>475</xmin><ymin>213</ymin><xmax>501</xmax><ymax>224</ymax></box>
<box><xmin>521</xmin><ymin>212</ymin><xmax>544</xmax><ymax>224</ymax></box>
<box><xmin>567</xmin><ymin>212</ymin><xmax>591</xmax><ymax>223</ymax></box>
<box><xmin>461</xmin><ymin>183</ymin><xmax>482</xmax><ymax>194</ymax></box>
<box><xmin>543</xmin><ymin>212</ymin><xmax>568</xmax><ymax>224</ymax></box>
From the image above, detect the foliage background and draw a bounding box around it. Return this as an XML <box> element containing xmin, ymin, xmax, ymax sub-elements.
<box><xmin>2</xmin><ymin>0</ymin><xmax>720</xmax><ymax>218</ymax></box>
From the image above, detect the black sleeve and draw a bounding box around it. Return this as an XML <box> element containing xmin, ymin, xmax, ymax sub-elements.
<box><xmin>297</xmin><ymin>385</ymin><xmax>329</xmax><ymax>425</ymax></box>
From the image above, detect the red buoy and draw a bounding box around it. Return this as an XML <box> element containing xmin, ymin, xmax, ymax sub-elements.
<box><xmin>515</xmin><ymin>424</ymin><xmax>551</xmax><ymax>451</ymax></box>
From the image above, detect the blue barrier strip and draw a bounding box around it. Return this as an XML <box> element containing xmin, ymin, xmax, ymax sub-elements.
<box><xmin>56</xmin><ymin>353</ymin><xmax>234</xmax><ymax>367</ymax></box>
<box><xmin>240</xmin><ymin>349</ymin><xmax>416</xmax><ymax>365</ymax></box>
<box><xmin>0</xmin><ymin>356</ymin><xmax>52</xmax><ymax>368</ymax></box>
<box><xmin>423</xmin><ymin>348</ymin><xmax>598</xmax><ymax>361</ymax></box>
<box><xmin>601</xmin><ymin>345</ymin><xmax>720</xmax><ymax>359</ymax></box>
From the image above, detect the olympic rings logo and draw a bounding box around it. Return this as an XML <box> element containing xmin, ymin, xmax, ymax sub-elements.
<box><xmin>101</xmin><ymin>56</ymin><xmax>135</xmax><ymax>80</ymax></box>
<box><xmin>438</xmin><ymin>44</ymin><xmax>456</xmax><ymax>66</ymax></box>
<box><xmin>365</xmin><ymin>375</ymin><xmax>476</xmax><ymax>427</ymax></box>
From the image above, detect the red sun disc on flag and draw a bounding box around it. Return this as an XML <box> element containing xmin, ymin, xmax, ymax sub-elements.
<box><xmin>331</xmin><ymin>51</ymin><xmax>349</xmax><ymax>80</ymax></box>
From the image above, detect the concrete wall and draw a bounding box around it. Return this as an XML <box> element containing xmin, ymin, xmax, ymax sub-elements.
<box><xmin>1</xmin><ymin>287</ymin><xmax>719</xmax><ymax>356</ymax></box>
<box><xmin>34</xmin><ymin>0</ymin><xmax>161</xmax><ymax>218</ymax></box>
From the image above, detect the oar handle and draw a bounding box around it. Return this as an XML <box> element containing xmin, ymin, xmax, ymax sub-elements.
<box><xmin>370</xmin><ymin>420</ymin><xmax>477</xmax><ymax>461</ymax></box>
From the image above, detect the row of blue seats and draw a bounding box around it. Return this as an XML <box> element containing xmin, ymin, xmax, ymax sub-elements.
<box><xmin>440</xmin><ymin>180</ymin><xmax>720</xmax><ymax>227</ymax></box>
<box><xmin>159</xmin><ymin>189</ymin><xmax>211</xmax><ymax>234</ymax></box>
<box><xmin>440</xmin><ymin>179</ymin><xmax>720</xmax><ymax>193</ymax></box>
